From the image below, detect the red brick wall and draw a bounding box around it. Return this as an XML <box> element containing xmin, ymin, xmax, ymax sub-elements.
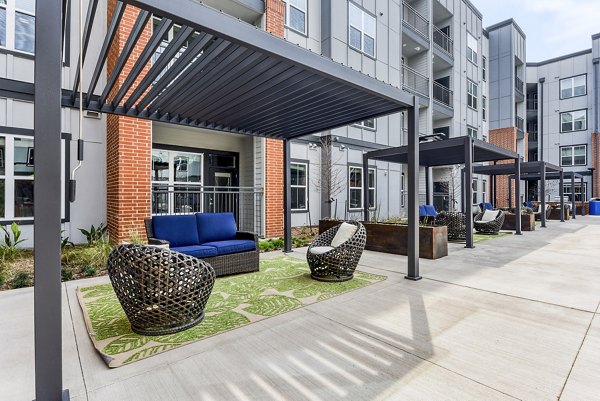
<box><xmin>264</xmin><ymin>0</ymin><xmax>286</xmax><ymax>237</ymax></box>
<box><xmin>489</xmin><ymin>127</ymin><xmax>517</xmax><ymax>208</ymax></box>
<box><xmin>593</xmin><ymin>133</ymin><xmax>600</xmax><ymax>198</ymax></box>
<box><xmin>106</xmin><ymin>1</ymin><xmax>152</xmax><ymax>243</ymax></box>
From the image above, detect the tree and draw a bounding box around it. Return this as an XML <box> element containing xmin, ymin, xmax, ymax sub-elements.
<box><xmin>312</xmin><ymin>136</ymin><xmax>346</xmax><ymax>219</ymax></box>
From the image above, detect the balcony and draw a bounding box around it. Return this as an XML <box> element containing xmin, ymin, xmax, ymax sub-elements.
<box><xmin>516</xmin><ymin>116</ymin><xmax>524</xmax><ymax>132</ymax></box>
<box><xmin>403</xmin><ymin>2</ymin><xmax>430</xmax><ymax>40</ymax></box>
<box><xmin>402</xmin><ymin>64</ymin><xmax>429</xmax><ymax>97</ymax></box>
<box><xmin>529</xmin><ymin>131</ymin><xmax>538</xmax><ymax>142</ymax></box>
<box><xmin>432</xmin><ymin>26</ymin><xmax>453</xmax><ymax>57</ymax></box>
<box><xmin>433</xmin><ymin>82</ymin><xmax>453</xmax><ymax>108</ymax></box>
<box><xmin>526</xmin><ymin>97</ymin><xmax>538</xmax><ymax>111</ymax></box>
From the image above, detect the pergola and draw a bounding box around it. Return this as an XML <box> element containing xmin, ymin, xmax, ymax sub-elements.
<box><xmin>473</xmin><ymin>161</ymin><xmax>576</xmax><ymax>228</ymax></box>
<box><xmin>363</xmin><ymin>136</ymin><xmax>521</xmax><ymax>277</ymax></box>
<box><xmin>35</xmin><ymin>1</ymin><xmax>420</xmax><ymax>399</ymax></box>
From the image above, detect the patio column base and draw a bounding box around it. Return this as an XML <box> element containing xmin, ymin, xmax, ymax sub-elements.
<box><xmin>464</xmin><ymin>245</ymin><xmax>475</xmax><ymax>249</ymax></box>
<box><xmin>34</xmin><ymin>389</ymin><xmax>70</xmax><ymax>401</ymax></box>
<box><xmin>404</xmin><ymin>275</ymin><xmax>423</xmax><ymax>281</ymax></box>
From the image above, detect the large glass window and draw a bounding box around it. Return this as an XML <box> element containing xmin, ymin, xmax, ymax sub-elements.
<box><xmin>355</xmin><ymin>119</ymin><xmax>376</xmax><ymax>130</ymax></box>
<box><xmin>560</xmin><ymin>145</ymin><xmax>586</xmax><ymax>167</ymax></box>
<box><xmin>560</xmin><ymin>74</ymin><xmax>586</xmax><ymax>99</ymax></box>
<box><xmin>348</xmin><ymin>166</ymin><xmax>375</xmax><ymax>210</ymax></box>
<box><xmin>0</xmin><ymin>0</ymin><xmax>35</xmax><ymax>54</ymax></box>
<box><xmin>560</xmin><ymin>110</ymin><xmax>587</xmax><ymax>133</ymax></box>
<box><xmin>472</xmin><ymin>178</ymin><xmax>478</xmax><ymax>205</ymax></box>
<box><xmin>467</xmin><ymin>80</ymin><xmax>478</xmax><ymax>109</ymax></box>
<box><xmin>349</xmin><ymin>2</ymin><xmax>376</xmax><ymax>57</ymax></box>
<box><xmin>368</xmin><ymin>168</ymin><xmax>376</xmax><ymax>208</ymax></box>
<box><xmin>290</xmin><ymin>162</ymin><xmax>307</xmax><ymax>211</ymax></box>
<box><xmin>482</xmin><ymin>96</ymin><xmax>487</xmax><ymax>121</ymax></box>
<box><xmin>284</xmin><ymin>0</ymin><xmax>307</xmax><ymax>34</ymax></box>
<box><xmin>151</xmin><ymin>148</ymin><xmax>203</xmax><ymax>214</ymax></box>
<box><xmin>564</xmin><ymin>182</ymin><xmax>586</xmax><ymax>202</ymax></box>
<box><xmin>467</xmin><ymin>32</ymin><xmax>477</xmax><ymax>64</ymax></box>
<box><xmin>467</xmin><ymin>126</ymin><xmax>477</xmax><ymax>139</ymax></box>
<box><xmin>482</xmin><ymin>56</ymin><xmax>486</xmax><ymax>81</ymax></box>
<box><xmin>482</xmin><ymin>179</ymin><xmax>487</xmax><ymax>203</ymax></box>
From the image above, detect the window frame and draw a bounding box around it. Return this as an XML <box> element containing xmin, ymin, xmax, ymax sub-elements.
<box><xmin>348</xmin><ymin>165</ymin><xmax>376</xmax><ymax>211</ymax></box>
<box><xmin>467</xmin><ymin>32</ymin><xmax>478</xmax><ymax>64</ymax></box>
<box><xmin>467</xmin><ymin>126</ymin><xmax>478</xmax><ymax>139</ymax></box>
<box><xmin>284</xmin><ymin>0</ymin><xmax>308</xmax><ymax>36</ymax></box>
<box><xmin>482</xmin><ymin>179</ymin><xmax>487</xmax><ymax>203</ymax></box>
<box><xmin>401</xmin><ymin>172</ymin><xmax>405</xmax><ymax>208</ymax></box>
<box><xmin>482</xmin><ymin>55</ymin><xmax>486</xmax><ymax>81</ymax></box>
<box><xmin>348</xmin><ymin>1</ymin><xmax>376</xmax><ymax>58</ymax></box>
<box><xmin>560</xmin><ymin>109</ymin><xmax>587</xmax><ymax>133</ymax></box>
<box><xmin>559</xmin><ymin>144</ymin><xmax>587</xmax><ymax>167</ymax></box>
<box><xmin>471</xmin><ymin>178</ymin><xmax>478</xmax><ymax>205</ymax></box>
<box><xmin>482</xmin><ymin>95</ymin><xmax>487</xmax><ymax>121</ymax></box>
<box><xmin>467</xmin><ymin>79</ymin><xmax>478</xmax><ymax>110</ymax></box>
<box><xmin>563</xmin><ymin>182</ymin><xmax>587</xmax><ymax>202</ymax></box>
<box><xmin>0</xmin><ymin>0</ymin><xmax>36</xmax><ymax>55</ymax></box>
<box><xmin>290</xmin><ymin>161</ymin><xmax>308</xmax><ymax>212</ymax></box>
<box><xmin>353</xmin><ymin>118</ymin><xmax>376</xmax><ymax>131</ymax></box>
<box><xmin>559</xmin><ymin>74</ymin><xmax>587</xmax><ymax>100</ymax></box>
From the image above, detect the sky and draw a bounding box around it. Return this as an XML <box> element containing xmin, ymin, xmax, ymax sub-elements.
<box><xmin>470</xmin><ymin>0</ymin><xmax>600</xmax><ymax>62</ymax></box>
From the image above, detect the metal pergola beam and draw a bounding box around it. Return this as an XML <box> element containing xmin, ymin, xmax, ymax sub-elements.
<box><xmin>406</xmin><ymin>97</ymin><xmax>421</xmax><ymax>280</ymax></box>
<box><xmin>70</xmin><ymin>0</ymin><xmax>98</xmax><ymax>101</ymax></box>
<box><xmin>34</xmin><ymin>0</ymin><xmax>67</xmax><ymax>400</ymax></box>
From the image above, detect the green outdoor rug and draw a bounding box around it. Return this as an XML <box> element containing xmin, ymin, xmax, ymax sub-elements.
<box><xmin>77</xmin><ymin>256</ymin><xmax>386</xmax><ymax>368</ymax></box>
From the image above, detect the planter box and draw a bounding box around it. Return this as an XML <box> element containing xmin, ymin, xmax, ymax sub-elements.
<box><xmin>548</xmin><ymin>208</ymin><xmax>571</xmax><ymax>220</ymax></box>
<box><xmin>318</xmin><ymin>220</ymin><xmax>448</xmax><ymax>260</ymax></box>
<box><xmin>502</xmin><ymin>214</ymin><xmax>535</xmax><ymax>231</ymax></box>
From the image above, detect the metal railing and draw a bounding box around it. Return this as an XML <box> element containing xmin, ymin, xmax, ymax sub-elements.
<box><xmin>402</xmin><ymin>1</ymin><xmax>430</xmax><ymax>40</ymax></box>
<box><xmin>402</xmin><ymin>64</ymin><xmax>429</xmax><ymax>97</ymax></box>
<box><xmin>432</xmin><ymin>26</ymin><xmax>453</xmax><ymax>56</ymax></box>
<box><xmin>526</xmin><ymin>97</ymin><xmax>538</xmax><ymax>110</ymax></box>
<box><xmin>528</xmin><ymin>131</ymin><xmax>538</xmax><ymax>141</ymax></box>
<box><xmin>515</xmin><ymin>116</ymin><xmax>524</xmax><ymax>131</ymax></box>
<box><xmin>433</xmin><ymin>81</ymin><xmax>453</xmax><ymax>107</ymax></box>
<box><xmin>515</xmin><ymin>76</ymin><xmax>524</xmax><ymax>94</ymax></box>
<box><xmin>151</xmin><ymin>185</ymin><xmax>263</xmax><ymax>234</ymax></box>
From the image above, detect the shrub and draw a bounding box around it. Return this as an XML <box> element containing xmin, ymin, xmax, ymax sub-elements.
<box><xmin>0</xmin><ymin>262</ymin><xmax>7</xmax><ymax>287</ymax></box>
<box><xmin>0</xmin><ymin>222</ymin><xmax>26</xmax><ymax>261</ymax></box>
<box><xmin>61</xmin><ymin>231</ymin><xmax>74</xmax><ymax>249</ymax></box>
<box><xmin>63</xmin><ymin>237</ymin><xmax>113</xmax><ymax>270</ymax></box>
<box><xmin>259</xmin><ymin>238</ymin><xmax>284</xmax><ymax>252</ymax></box>
<box><xmin>127</xmin><ymin>231</ymin><xmax>145</xmax><ymax>245</ymax></box>
<box><xmin>80</xmin><ymin>265</ymin><xmax>98</xmax><ymax>277</ymax></box>
<box><xmin>13</xmin><ymin>271</ymin><xmax>31</xmax><ymax>288</ymax></box>
<box><xmin>61</xmin><ymin>268</ymin><xmax>73</xmax><ymax>281</ymax></box>
<box><xmin>79</xmin><ymin>223</ymin><xmax>108</xmax><ymax>245</ymax></box>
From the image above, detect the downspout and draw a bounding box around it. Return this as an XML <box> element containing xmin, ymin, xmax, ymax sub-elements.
<box><xmin>594</xmin><ymin>60</ymin><xmax>599</xmax><ymax>133</ymax></box>
<box><xmin>538</xmin><ymin>77</ymin><xmax>545</xmax><ymax>162</ymax></box>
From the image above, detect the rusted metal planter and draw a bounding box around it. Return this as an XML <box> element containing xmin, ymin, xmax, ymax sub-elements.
<box><xmin>502</xmin><ymin>213</ymin><xmax>536</xmax><ymax>231</ymax></box>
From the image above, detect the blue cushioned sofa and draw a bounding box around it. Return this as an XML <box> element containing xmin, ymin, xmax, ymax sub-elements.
<box><xmin>144</xmin><ymin>213</ymin><xmax>259</xmax><ymax>277</ymax></box>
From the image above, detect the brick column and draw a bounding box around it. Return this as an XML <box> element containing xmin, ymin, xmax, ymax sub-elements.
<box><xmin>106</xmin><ymin>1</ymin><xmax>152</xmax><ymax>243</ymax></box>
<box><xmin>593</xmin><ymin>132</ymin><xmax>600</xmax><ymax>198</ymax></box>
<box><xmin>264</xmin><ymin>0</ymin><xmax>286</xmax><ymax>237</ymax></box>
<box><xmin>489</xmin><ymin>127</ymin><xmax>517</xmax><ymax>208</ymax></box>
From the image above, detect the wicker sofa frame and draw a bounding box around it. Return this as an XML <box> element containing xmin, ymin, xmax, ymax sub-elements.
<box><xmin>307</xmin><ymin>221</ymin><xmax>367</xmax><ymax>282</ymax></box>
<box><xmin>144</xmin><ymin>218</ymin><xmax>259</xmax><ymax>277</ymax></box>
<box><xmin>474</xmin><ymin>210</ymin><xmax>505</xmax><ymax>234</ymax></box>
<box><xmin>435</xmin><ymin>211</ymin><xmax>467</xmax><ymax>241</ymax></box>
<box><xmin>107</xmin><ymin>244</ymin><xmax>216</xmax><ymax>336</ymax></box>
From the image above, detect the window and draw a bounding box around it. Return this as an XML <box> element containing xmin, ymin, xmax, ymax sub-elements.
<box><xmin>472</xmin><ymin>178</ymin><xmax>478</xmax><ymax>205</ymax></box>
<box><xmin>354</xmin><ymin>119</ymin><xmax>376</xmax><ymax>130</ymax></box>
<box><xmin>151</xmin><ymin>148</ymin><xmax>203</xmax><ymax>214</ymax></box>
<box><xmin>560</xmin><ymin>74</ymin><xmax>586</xmax><ymax>99</ymax></box>
<box><xmin>482</xmin><ymin>96</ymin><xmax>487</xmax><ymax>121</ymax></box>
<box><xmin>467</xmin><ymin>32</ymin><xmax>477</xmax><ymax>64</ymax></box>
<box><xmin>560</xmin><ymin>145</ymin><xmax>586</xmax><ymax>167</ymax></box>
<box><xmin>482</xmin><ymin>179</ymin><xmax>487</xmax><ymax>203</ymax></box>
<box><xmin>467</xmin><ymin>80</ymin><xmax>478</xmax><ymax>109</ymax></box>
<box><xmin>284</xmin><ymin>0</ymin><xmax>307</xmax><ymax>35</ymax></box>
<box><xmin>290</xmin><ymin>162</ymin><xmax>307</xmax><ymax>211</ymax></box>
<box><xmin>152</xmin><ymin>17</ymin><xmax>200</xmax><ymax>82</ymax></box>
<box><xmin>560</xmin><ymin>110</ymin><xmax>587</xmax><ymax>133</ymax></box>
<box><xmin>467</xmin><ymin>126</ymin><xmax>477</xmax><ymax>139</ymax></box>
<box><xmin>0</xmin><ymin>0</ymin><xmax>35</xmax><ymax>54</ymax></box>
<box><xmin>349</xmin><ymin>2</ymin><xmax>376</xmax><ymax>57</ymax></box>
<box><xmin>482</xmin><ymin>56</ymin><xmax>486</xmax><ymax>81</ymax></box>
<box><xmin>348</xmin><ymin>166</ymin><xmax>375</xmax><ymax>209</ymax></box>
<box><xmin>564</xmin><ymin>182</ymin><xmax>587</xmax><ymax>202</ymax></box>
<box><xmin>401</xmin><ymin>172</ymin><xmax>405</xmax><ymax>207</ymax></box>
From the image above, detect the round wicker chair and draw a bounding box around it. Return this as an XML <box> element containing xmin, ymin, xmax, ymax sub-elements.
<box><xmin>107</xmin><ymin>244</ymin><xmax>216</xmax><ymax>336</ymax></box>
<box><xmin>435</xmin><ymin>211</ymin><xmax>467</xmax><ymax>241</ymax></box>
<box><xmin>474</xmin><ymin>210</ymin><xmax>505</xmax><ymax>234</ymax></box>
<box><xmin>307</xmin><ymin>221</ymin><xmax>367</xmax><ymax>282</ymax></box>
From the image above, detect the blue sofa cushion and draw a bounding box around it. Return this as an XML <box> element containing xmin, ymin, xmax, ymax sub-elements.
<box><xmin>480</xmin><ymin>202</ymin><xmax>494</xmax><ymax>211</ymax></box>
<box><xmin>202</xmin><ymin>240</ymin><xmax>256</xmax><ymax>256</ymax></box>
<box><xmin>523</xmin><ymin>201</ymin><xmax>534</xmax><ymax>208</ymax></box>
<box><xmin>152</xmin><ymin>215</ymin><xmax>199</xmax><ymax>247</ymax></box>
<box><xmin>424</xmin><ymin>205</ymin><xmax>437</xmax><ymax>217</ymax></box>
<box><xmin>171</xmin><ymin>245</ymin><xmax>218</xmax><ymax>258</ymax></box>
<box><xmin>196</xmin><ymin>213</ymin><xmax>237</xmax><ymax>244</ymax></box>
<box><xmin>419</xmin><ymin>205</ymin><xmax>426</xmax><ymax>217</ymax></box>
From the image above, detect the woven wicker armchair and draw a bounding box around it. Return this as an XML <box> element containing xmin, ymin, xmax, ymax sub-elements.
<box><xmin>474</xmin><ymin>210</ymin><xmax>505</xmax><ymax>234</ymax></box>
<box><xmin>307</xmin><ymin>221</ymin><xmax>367</xmax><ymax>282</ymax></box>
<box><xmin>435</xmin><ymin>211</ymin><xmax>467</xmax><ymax>241</ymax></box>
<box><xmin>107</xmin><ymin>244</ymin><xmax>216</xmax><ymax>336</ymax></box>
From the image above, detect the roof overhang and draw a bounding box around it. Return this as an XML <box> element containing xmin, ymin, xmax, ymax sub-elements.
<box><xmin>62</xmin><ymin>0</ymin><xmax>415</xmax><ymax>140</ymax></box>
<box><xmin>473</xmin><ymin>161</ymin><xmax>562</xmax><ymax>176</ymax></box>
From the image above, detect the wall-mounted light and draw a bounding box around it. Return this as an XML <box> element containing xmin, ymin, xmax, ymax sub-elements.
<box><xmin>339</xmin><ymin>145</ymin><xmax>347</xmax><ymax>151</ymax></box>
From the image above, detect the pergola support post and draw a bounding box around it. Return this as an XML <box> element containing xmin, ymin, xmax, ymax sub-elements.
<box><xmin>363</xmin><ymin>153</ymin><xmax>370</xmax><ymax>222</ymax></box>
<box><xmin>34</xmin><ymin>0</ymin><xmax>68</xmax><ymax>400</ymax></box>
<box><xmin>581</xmin><ymin>176</ymin><xmax>585</xmax><ymax>216</ymax></box>
<box><xmin>515</xmin><ymin>157</ymin><xmax>522</xmax><ymax>235</ymax></box>
<box><xmin>572</xmin><ymin>174</ymin><xmax>576</xmax><ymax>219</ymax></box>
<box><xmin>464</xmin><ymin>138</ymin><xmax>474</xmax><ymax>248</ymax></box>
<box><xmin>559</xmin><ymin>170</ymin><xmax>565</xmax><ymax>222</ymax></box>
<box><xmin>508</xmin><ymin>177</ymin><xmax>513</xmax><ymax>210</ymax></box>
<box><xmin>541</xmin><ymin>164</ymin><xmax>547</xmax><ymax>228</ymax></box>
<box><xmin>283</xmin><ymin>139</ymin><xmax>292</xmax><ymax>252</ymax></box>
<box><xmin>425</xmin><ymin>166</ymin><xmax>432</xmax><ymax>205</ymax></box>
<box><xmin>406</xmin><ymin>100</ymin><xmax>421</xmax><ymax>281</ymax></box>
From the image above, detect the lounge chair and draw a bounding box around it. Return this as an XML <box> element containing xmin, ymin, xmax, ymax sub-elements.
<box><xmin>474</xmin><ymin>209</ymin><xmax>505</xmax><ymax>234</ymax></box>
<box><xmin>532</xmin><ymin>203</ymin><xmax>551</xmax><ymax>221</ymax></box>
<box><xmin>419</xmin><ymin>205</ymin><xmax>438</xmax><ymax>225</ymax></box>
<box><xmin>435</xmin><ymin>211</ymin><xmax>466</xmax><ymax>241</ymax></box>
<box><xmin>307</xmin><ymin>221</ymin><xmax>367</xmax><ymax>282</ymax></box>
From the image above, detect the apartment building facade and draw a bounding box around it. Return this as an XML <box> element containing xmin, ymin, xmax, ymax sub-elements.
<box><xmin>526</xmin><ymin>34</ymin><xmax>600</xmax><ymax>201</ymax></box>
<box><xmin>0</xmin><ymin>0</ymin><xmax>523</xmax><ymax>246</ymax></box>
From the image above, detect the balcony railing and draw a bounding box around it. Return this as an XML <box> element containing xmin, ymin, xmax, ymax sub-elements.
<box><xmin>402</xmin><ymin>64</ymin><xmax>429</xmax><ymax>97</ymax></box>
<box><xmin>515</xmin><ymin>76</ymin><xmax>524</xmax><ymax>94</ymax></box>
<box><xmin>526</xmin><ymin>98</ymin><xmax>538</xmax><ymax>111</ymax></box>
<box><xmin>402</xmin><ymin>2</ymin><xmax>430</xmax><ymax>40</ymax></box>
<box><xmin>516</xmin><ymin>116</ymin><xmax>524</xmax><ymax>131</ymax></box>
<box><xmin>432</xmin><ymin>26</ymin><xmax>453</xmax><ymax>56</ymax></box>
<box><xmin>528</xmin><ymin>131</ymin><xmax>538</xmax><ymax>141</ymax></box>
<box><xmin>151</xmin><ymin>185</ymin><xmax>263</xmax><ymax>234</ymax></box>
<box><xmin>433</xmin><ymin>81</ymin><xmax>453</xmax><ymax>107</ymax></box>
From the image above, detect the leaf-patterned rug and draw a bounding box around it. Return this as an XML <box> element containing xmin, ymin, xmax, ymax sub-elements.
<box><xmin>77</xmin><ymin>256</ymin><xmax>386</xmax><ymax>368</ymax></box>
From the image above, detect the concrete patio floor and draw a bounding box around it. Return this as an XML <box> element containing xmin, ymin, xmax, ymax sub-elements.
<box><xmin>1</xmin><ymin>217</ymin><xmax>600</xmax><ymax>401</ymax></box>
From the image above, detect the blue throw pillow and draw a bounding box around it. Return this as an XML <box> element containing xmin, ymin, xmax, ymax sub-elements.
<box><xmin>196</xmin><ymin>213</ymin><xmax>237</xmax><ymax>244</ymax></box>
<box><xmin>152</xmin><ymin>215</ymin><xmax>200</xmax><ymax>247</ymax></box>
